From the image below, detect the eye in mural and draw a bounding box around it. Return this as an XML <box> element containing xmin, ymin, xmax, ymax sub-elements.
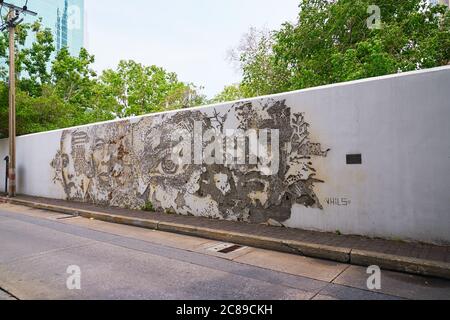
<box><xmin>51</xmin><ymin>98</ymin><xmax>329</xmax><ymax>225</ymax></box>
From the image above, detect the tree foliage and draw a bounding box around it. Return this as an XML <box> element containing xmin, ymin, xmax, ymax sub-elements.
<box><xmin>2</xmin><ymin>0</ymin><xmax>448</xmax><ymax>135</ymax></box>
<box><xmin>100</xmin><ymin>60</ymin><xmax>205</xmax><ymax>118</ymax></box>
<box><xmin>211</xmin><ymin>84</ymin><xmax>247</xmax><ymax>104</ymax></box>
<box><xmin>0</xmin><ymin>20</ymin><xmax>207</xmax><ymax>138</ymax></box>
<box><xmin>217</xmin><ymin>0</ymin><xmax>449</xmax><ymax>101</ymax></box>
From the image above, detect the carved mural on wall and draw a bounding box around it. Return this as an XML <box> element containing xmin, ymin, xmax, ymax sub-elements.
<box><xmin>51</xmin><ymin>99</ymin><xmax>330</xmax><ymax>224</ymax></box>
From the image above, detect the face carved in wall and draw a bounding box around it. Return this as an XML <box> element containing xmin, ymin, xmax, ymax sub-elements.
<box><xmin>51</xmin><ymin>121</ymin><xmax>135</xmax><ymax>207</ymax></box>
<box><xmin>51</xmin><ymin>98</ymin><xmax>330</xmax><ymax>224</ymax></box>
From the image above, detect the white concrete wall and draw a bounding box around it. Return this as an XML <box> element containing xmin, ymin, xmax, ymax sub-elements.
<box><xmin>1</xmin><ymin>66</ymin><xmax>449</xmax><ymax>244</ymax></box>
<box><xmin>0</xmin><ymin>131</ymin><xmax>66</xmax><ymax>199</ymax></box>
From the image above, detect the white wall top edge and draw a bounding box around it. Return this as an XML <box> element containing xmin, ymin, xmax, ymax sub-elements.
<box><xmin>3</xmin><ymin>65</ymin><xmax>449</xmax><ymax>141</ymax></box>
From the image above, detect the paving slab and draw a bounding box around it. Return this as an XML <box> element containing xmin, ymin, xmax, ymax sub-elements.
<box><xmin>0</xmin><ymin>204</ymin><xmax>69</xmax><ymax>220</ymax></box>
<box><xmin>195</xmin><ymin>242</ymin><xmax>255</xmax><ymax>260</ymax></box>
<box><xmin>333</xmin><ymin>265</ymin><xmax>450</xmax><ymax>300</ymax></box>
<box><xmin>233</xmin><ymin>248</ymin><xmax>350</xmax><ymax>282</ymax></box>
<box><xmin>59</xmin><ymin>216</ymin><xmax>213</xmax><ymax>252</ymax></box>
<box><xmin>313</xmin><ymin>284</ymin><xmax>401</xmax><ymax>300</ymax></box>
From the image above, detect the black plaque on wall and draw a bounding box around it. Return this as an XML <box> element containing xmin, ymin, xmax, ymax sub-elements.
<box><xmin>346</xmin><ymin>154</ymin><xmax>362</xmax><ymax>165</ymax></box>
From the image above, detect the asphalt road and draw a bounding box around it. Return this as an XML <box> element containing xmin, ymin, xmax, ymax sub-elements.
<box><xmin>0</xmin><ymin>203</ymin><xmax>449</xmax><ymax>300</ymax></box>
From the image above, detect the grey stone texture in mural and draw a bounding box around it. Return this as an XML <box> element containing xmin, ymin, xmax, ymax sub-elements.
<box><xmin>51</xmin><ymin>98</ymin><xmax>330</xmax><ymax>224</ymax></box>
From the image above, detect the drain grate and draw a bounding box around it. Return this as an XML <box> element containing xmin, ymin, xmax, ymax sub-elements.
<box><xmin>206</xmin><ymin>243</ymin><xmax>245</xmax><ymax>254</ymax></box>
<box><xmin>56</xmin><ymin>215</ymin><xmax>78</xmax><ymax>220</ymax></box>
<box><xmin>218</xmin><ymin>244</ymin><xmax>243</xmax><ymax>254</ymax></box>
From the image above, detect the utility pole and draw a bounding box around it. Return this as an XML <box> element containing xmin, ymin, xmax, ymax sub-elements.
<box><xmin>7</xmin><ymin>8</ymin><xmax>16</xmax><ymax>197</ymax></box>
<box><xmin>0</xmin><ymin>1</ymin><xmax>37</xmax><ymax>197</ymax></box>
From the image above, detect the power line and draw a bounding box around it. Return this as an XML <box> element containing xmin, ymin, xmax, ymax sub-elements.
<box><xmin>0</xmin><ymin>0</ymin><xmax>37</xmax><ymax>31</ymax></box>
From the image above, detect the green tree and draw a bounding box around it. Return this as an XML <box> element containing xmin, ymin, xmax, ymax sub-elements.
<box><xmin>100</xmin><ymin>60</ymin><xmax>206</xmax><ymax>118</ymax></box>
<box><xmin>51</xmin><ymin>47</ymin><xmax>97</xmax><ymax>106</ymax></box>
<box><xmin>0</xmin><ymin>83</ymin><xmax>8</xmax><ymax>138</ymax></box>
<box><xmin>0</xmin><ymin>19</ymin><xmax>66</xmax><ymax>138</ymax></box>
<box><xmin>227</xmin><ymin>0</ymin><xmax>450</xmax><ymax>97</ymax></box>
<box><xmin>0</xmin><ymin>83</ymin><xmax>73</xmax><ymax>138</ymax></box>
<box><xmin>0</xmin><ymin>19</ymin><xmax>54</xmax><ymax>95</ymax></box>
<box><xmin>211</xmin><ymin>84</ymin><xmax>247</xmax><ymax>103</ymax></box>
<box><xmin>17</xmin><ymin>20</ymin><xmax>55</xmax><ymax>96</ymax></box>
<box><xmin>227</xmin><ymin>27</ymin><xmax>290</xmax><ymax>98</ymax></box>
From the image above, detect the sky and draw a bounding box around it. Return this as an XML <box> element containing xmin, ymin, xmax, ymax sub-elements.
<box><xmin>84</xmin><ymin>0</ymin><xmax>300</xmax><ymax>98</ymax></box>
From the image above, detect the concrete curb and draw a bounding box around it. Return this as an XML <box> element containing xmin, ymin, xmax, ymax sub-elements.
<box><xmin>351</xmin><ymin>250</ymin><xmax>450</xmax><ymax>280</ymax></box>
<box><xmin>2</xmin><ymin>196</ymin><xmax>450</xmax><ymax>280</ymax></box>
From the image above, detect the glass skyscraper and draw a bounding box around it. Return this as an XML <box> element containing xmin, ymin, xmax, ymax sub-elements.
<box><xmin>7</xmin><ymin>0</ymin><xmax>85</xmax><ymax>56</ymax></box>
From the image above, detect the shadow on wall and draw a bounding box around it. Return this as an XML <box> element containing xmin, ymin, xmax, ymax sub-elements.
<box><xmin>17</xmin><ymin>165</ymin><xmax>25</xmax><ymax>194</ymax></box>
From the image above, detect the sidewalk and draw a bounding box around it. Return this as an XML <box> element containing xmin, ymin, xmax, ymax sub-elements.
<box><xmin>1</xmin><ymin>194</ymin><xmax>449</xmax><ymax>280</ymax></box>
